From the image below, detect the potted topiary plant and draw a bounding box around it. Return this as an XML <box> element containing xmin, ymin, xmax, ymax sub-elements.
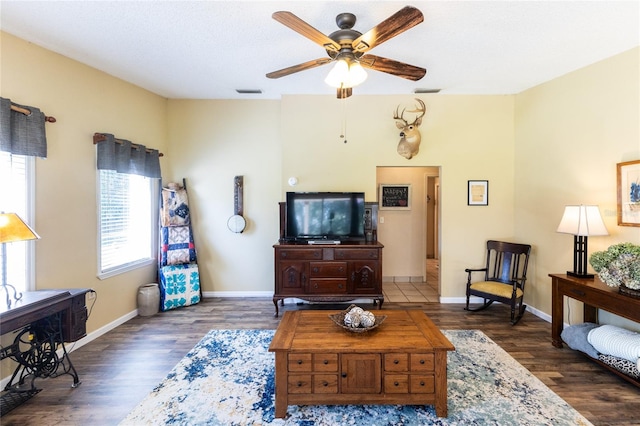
<box><xmin>589</xmin><ymin>242</ymin><xmax>640</xmax><ymax>298</ymax></box>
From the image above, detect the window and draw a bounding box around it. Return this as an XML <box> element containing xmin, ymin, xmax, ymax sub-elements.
<box><xmin>0</xmin><ymin>152</ymin><xmax>36</xmax><ymax>293</ymax></box>
<box><xmin>98</xmin><ymin>169</ymin><xmax>157</xmax><ymax>278</ymax></box>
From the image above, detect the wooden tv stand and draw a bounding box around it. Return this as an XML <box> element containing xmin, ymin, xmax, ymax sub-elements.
<box><xmin>550</xmin><ymin>273</ymin><xmax>640</xmax><ymax>387</ymax></box>
<box><xmin>273</xmin><ymin>241</ymin><xmax>384</xmax><ymax>316</ymax></box>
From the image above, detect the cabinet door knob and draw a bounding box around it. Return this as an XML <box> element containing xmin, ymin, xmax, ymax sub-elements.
<box><xmin>341</xmin><ymin>373</ymin><xmax>347</xmax><ymax>378</ymax></box>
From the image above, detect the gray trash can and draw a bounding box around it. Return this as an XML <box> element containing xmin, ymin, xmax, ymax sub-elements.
<box><xmin>138</xmin><ymin>283</ymin><xmax>160</xmax><ymax>316</ymax></box>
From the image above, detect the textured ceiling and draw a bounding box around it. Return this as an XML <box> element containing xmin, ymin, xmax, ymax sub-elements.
<box><xmin>1</xmin><ymin>1</ymin><xmax>638</xmax><ymax>99</ymax></box>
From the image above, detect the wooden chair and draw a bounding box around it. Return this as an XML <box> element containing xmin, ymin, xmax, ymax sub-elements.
<box><xmin>464</xmin><ymin>240</ymin><xmax>532</xmax><ymax>325</ymax></box>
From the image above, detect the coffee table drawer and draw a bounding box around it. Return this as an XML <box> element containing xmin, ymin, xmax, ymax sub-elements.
<box><xmin>288</xmin><ymin>374</ymin><xmax>312</xmax><ymax>393</ymax></box>
<box><xmin>384</xmin><ymin>353</ymin><xmax>409</xmax><ymax>371</ymax></box>
<box><xmin>313</xmin><ymin>354</ymin><xmax>338</xmax><ymax>372</ymax></box>
<box><xmin>411</xmin><ymin>353</ymin><xmax>434</xmax><ymax>371</ymax></box>
<box><xmin>384</xmin><ymin>374</ymin><xmax>409</xmax><ymax>393</ymax></box>
<box><xmin>411</xmin><ymin>374</ymin><xmax>435</xmax><ymax>393</ymax></box>
<box><xmin>313</xmin><ymin>374</ymin><xmax>338</xmax><ymax>393</ymax></box>
<box><xmin>288</xmin><ymin>353</ymin><xmax>312</xmax><ymax>372</ymax></box>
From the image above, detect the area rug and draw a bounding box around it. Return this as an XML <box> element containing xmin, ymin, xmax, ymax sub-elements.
<box><xmin>120</xmin><ymin>329</ymin><xmax>592</xmax><ymax>426</ymax></box>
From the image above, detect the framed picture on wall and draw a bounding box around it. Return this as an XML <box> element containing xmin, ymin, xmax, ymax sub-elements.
<box><xmin>379</xmin><ymin>184</ymin><xmax>411</xmax><ymax>210</ymax></box>
<box><xmin>468</xmin><ymin>180</ymin><xmax>489</xmax><ymax>206</ymax></box>
<box><xmin>617</xmin><ymin>159</ymin><xmax>640</xmax><ymax>227</ymax></box>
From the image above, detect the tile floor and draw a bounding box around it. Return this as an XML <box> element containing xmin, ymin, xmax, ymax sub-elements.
<box><xmin>382</xmin><ymin>259</ymin><xmax>440</xmax><ymax>303</ymax></box>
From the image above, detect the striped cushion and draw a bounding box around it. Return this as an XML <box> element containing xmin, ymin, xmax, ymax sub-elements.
<box><xmin>588</xmin><ymin>324</ymin><xmax>640</xmax><ymax>364</ymax></box>
<box><xmin>470</xmin><ymin>281</ymin><xmax>523</xmax><ymax>299</ymax></box>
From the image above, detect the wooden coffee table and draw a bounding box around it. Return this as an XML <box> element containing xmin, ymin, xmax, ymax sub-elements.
<box><xmin>268</xmin><ymin>309</ymin><xmax>455</xmax><ymax>418</ymax></box>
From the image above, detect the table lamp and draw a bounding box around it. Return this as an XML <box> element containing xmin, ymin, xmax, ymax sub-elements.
<box><xmin>556</xmin><ymin>205</ymin><xmax>608</xmax><ymax>278</ymax></box>
<box><xmin>0</xmin><ymin>212</ymin><xmax>40</xmax><ymax>307</ymax></box>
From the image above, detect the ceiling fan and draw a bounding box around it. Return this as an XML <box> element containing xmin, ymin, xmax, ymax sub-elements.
<box><xmin>266</xmin><ymin>6</ymin><xmax>426</xmax><ymax>98</ymax></box>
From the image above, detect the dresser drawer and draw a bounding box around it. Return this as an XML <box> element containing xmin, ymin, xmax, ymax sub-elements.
<box><xmin>308</xmin><ymin>279</ymin><xmax>347</xmax><ymax>293</ymax></box>
<box><xmin>411</xmin><ymin>353</ymin><xmax>434</xmax><ymax>371</ymax></box>
<box><xmin>278</xmin><ymin>248</ymin><xmax>322</xmax><ymax>260</ymax></box>
<box><xmin>335</xmin><ymin>248</ymin><xmax>379</xmax><ymax>260</ymax></box>
<box><xmin>310</xmin><ymin>262</ymin><xmax>347</xmax><ymax>277</ymax></box>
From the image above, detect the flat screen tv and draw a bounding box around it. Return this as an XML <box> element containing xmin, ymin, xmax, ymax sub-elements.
<box><xmin>285</xmin><ymin>192</ymin><xmax>365</xmax><ymax>242</ymax></box>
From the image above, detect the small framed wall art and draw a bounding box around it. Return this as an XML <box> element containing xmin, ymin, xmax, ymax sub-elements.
<box><xmin>379</xmin><ymin>184</ymin><xmax>411</xmax><ymax>210</ymax></box>
<box><xmin>617</xmin><ymin>159</ymin><xmax>640</xmax><ymax>227</ymax></box>
<box><xmin>468</xmin><ymin>180</ymin><xmax>489</xmax><ymax>206</ymax></box>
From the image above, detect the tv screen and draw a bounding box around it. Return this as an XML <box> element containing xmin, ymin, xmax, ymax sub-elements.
<box><xmin>285</xmin><ymin>192</ymin><xmax>365</xmax><ymax>241</ymax></box>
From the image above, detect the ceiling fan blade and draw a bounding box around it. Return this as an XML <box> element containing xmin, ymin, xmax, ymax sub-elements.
<box><xmin>352</xmin><ymin>6</ymin><xmax>424</xmax><ymax>53</ymax></box>
<box><xmin>360</xmin><ymin>55</ymin><xmax>426</xmax><ymax>81</ymax></box>
<box><xmin>266</xmin><ymin>58</ymin><xmax>333</xmax><ymax>79</ymax></box>
<box><xmin>272</xmin><ymin>11</ymin><xmax>341</xmax><ymax>53</ymax></box>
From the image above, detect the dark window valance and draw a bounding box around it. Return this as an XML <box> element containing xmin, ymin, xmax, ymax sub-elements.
<box><xmin>95</xmin><ymin>133</ymin><xmax>161</xmax><ymax>179</ymax></box>
<box><xmin>0</xmin><ymin>97</ymin><xmax>48</xmax><ymax>158</ymax></box>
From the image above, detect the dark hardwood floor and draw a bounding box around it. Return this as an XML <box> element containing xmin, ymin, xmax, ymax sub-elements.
<box><xmin>1</xmin><ymin>298</ymin><xmax>638</xmax><ymax>425</ymax></box>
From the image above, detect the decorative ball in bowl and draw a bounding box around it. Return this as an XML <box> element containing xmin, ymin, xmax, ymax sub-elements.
<box><xmin>329</xmin><ymin>304</ymin><xmax>386</xmax><ymax>333</ymax></box>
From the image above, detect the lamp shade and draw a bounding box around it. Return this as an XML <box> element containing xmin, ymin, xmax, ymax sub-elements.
<box><xmin>325</xmin><ymin>58</ymin><xmax>368</xmax><ymax>89</ymax></box>
<box><xmin>0</xmin><ymin>213</ymin><xmax>40</xmax><ymax>243</ymax></box>
<box><xmin>556</xmin><ymin>205</ymin><xmax>608</xmax><ymax>236</ymax></box>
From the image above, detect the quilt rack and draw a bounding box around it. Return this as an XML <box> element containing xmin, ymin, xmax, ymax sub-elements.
<box><xmin>157</xmin><ymin>178</ymin><xmax>201</xmax><ymax>311</ymax></box>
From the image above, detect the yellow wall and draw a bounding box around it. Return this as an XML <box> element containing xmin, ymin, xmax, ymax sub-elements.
<box><xmin>2</xmin><ymin>28</ymin><xmax>639</xmax><ymax>341</ymax></box>
<box><xmin>1</xmin><ymin>32</ymin><xmax>168</xmax><ymax>331</ymax></box>
<box><xmin>515</xmin><ymin>46</ymin><xmax>640</xmax><ymax>324</ymax></box>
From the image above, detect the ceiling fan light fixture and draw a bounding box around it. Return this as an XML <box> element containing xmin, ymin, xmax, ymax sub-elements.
<box><xmin>324</xmin><ymin>58</ymin><xmax>367</xmax><ymax>89</ymax></box>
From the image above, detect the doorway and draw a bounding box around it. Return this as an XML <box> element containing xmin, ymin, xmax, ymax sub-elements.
<box><xmin>376</xmin><ymin>166</ymin><xmax>440</xmax><ymax>299</ymax></box>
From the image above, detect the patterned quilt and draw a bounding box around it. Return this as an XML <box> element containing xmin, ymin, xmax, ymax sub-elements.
<box><xmin>161</xmin><ymin>226</ymin><xmax>197</xmax><ymax>266</ymax></box>
<box><xmin>161</xmin><ymin>186</ymin><xmax>190</xmax><ymax>227</ymax></box>
<box><xmin>159</xmin><ymin>263</ymin><xmax>201</xmax><ymax>311</ymax></box>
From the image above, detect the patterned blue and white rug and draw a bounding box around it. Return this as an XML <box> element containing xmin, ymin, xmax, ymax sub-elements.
<box><xmin>120</xmin><ymin>329</ymin><xmax>592</xmax><ymax>426</ymax></box>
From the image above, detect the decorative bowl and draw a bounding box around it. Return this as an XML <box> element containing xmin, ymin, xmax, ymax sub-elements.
<box><xmin>328</xmin><ymin>304</ymin><xmax>386</xmax><ymax>333</ymax></box>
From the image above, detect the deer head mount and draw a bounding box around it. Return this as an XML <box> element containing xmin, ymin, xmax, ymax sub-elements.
<box><xmin>393</xmin><ymin>98</ymin><xmax>426</xmax><ymax>160</ymax></box>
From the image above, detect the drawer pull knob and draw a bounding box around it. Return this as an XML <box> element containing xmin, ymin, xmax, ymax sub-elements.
<box><xmin>323</xmin><ymin>382</ymin><xmax>328</xmax><ymax>387</ymax></box>
<box><xmin>313</xmin><ymin>267</ymin><xmax>319</xmax><ymax>273</ymax></box>
<box><xmin>420</xmin><ymin>381</ymin><xmax>425</xmax><ymax>386</ymax></box>
<box><xmin>297</xmin><ymin>360</ymin><xmax>303</xmax><ymax>365</ymax></box>
<box><xmin>570</xmin><ymin>289</ymin><xmax>586</xmax><ymax>297</ymax></box>
<box><xmin>338</xmin><ymin>284</ymin><xmax>343</xmax><ymax>289</ymax></box>
<box><xmin>297</xmin><ymin>381</ymin><xmax>303</xmax><ymax>387</ymax></box>
<box><xmin>394</xmin><ymin>381</ymin><xmax>399</xmax><ymax>386</ymax></box>
<box><xmin>341</xmin><ymin>373</ymin><xmax>347</xmax><ymax>378</ymax></box>
<box><xmin>323</xmin><ymin>360</ymin><xmax>329</xmax><ymax>365</ymax></box>
<box><xmin>420</xmin><ymin>359</ymin><xmax>425</xmax><ymax>364</ymax></box>
<box><xmin>393</xmin><ymin>359</ymin><xmax>399</xmax><ymax>364</ymax></box>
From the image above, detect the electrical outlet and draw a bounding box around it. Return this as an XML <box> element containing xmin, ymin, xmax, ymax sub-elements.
<box><xmin>379</xmin><ymin>216</ymin><xmax>384</xmax><ymax>224</ymax></box>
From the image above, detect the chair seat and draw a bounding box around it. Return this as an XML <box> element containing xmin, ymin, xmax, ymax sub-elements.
<box><xmin>470</xmin><ymin>281</ymin><xmax>523</xmax><ymax>299</ymax></box>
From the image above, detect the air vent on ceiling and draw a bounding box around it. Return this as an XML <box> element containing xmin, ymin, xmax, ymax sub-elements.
<box><xmin>414</xmin><ymin>88</ymin><xmax>441</xmax><ymax>94</ymax></box>
<box><xmin>236</xmin><ymin>89</ymin><xmax>263</xmax><ymax>94</ymax></box>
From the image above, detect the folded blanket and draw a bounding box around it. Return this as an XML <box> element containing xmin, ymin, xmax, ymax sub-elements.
<box><xmin>598</xmin><ymin>354</ymin><xmax>640</xmax><ymax>378</ymax></box>
<box><xmin>588</xmin><ymin>324</ymin><xmax>640</xmax><ymax>364</ymax></box>
<box><xmin>560</xmin><ymin>322</ymin><xmax>600</xmax><ymax>358</ymax></box>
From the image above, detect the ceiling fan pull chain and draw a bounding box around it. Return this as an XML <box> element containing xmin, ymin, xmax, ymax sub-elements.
<box><xmin>340</xmin><ymin>96</ymin><xmax>347</xmax><ymax>143</ymax></box>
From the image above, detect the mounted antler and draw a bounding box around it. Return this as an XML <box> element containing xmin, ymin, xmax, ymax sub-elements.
<box><xmin>393</xmin><ymin>98</ymin><xmax>426</xmax><ymax>159</ymax></box>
